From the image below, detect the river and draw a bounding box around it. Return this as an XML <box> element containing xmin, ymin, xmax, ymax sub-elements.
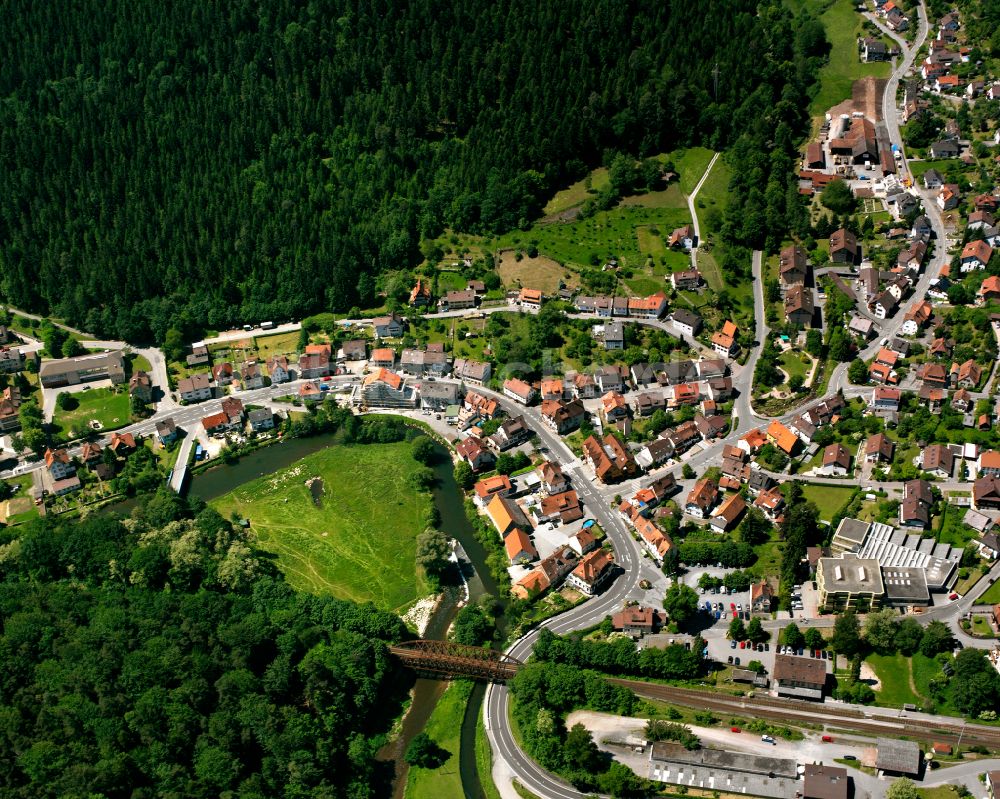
<box><xmin>188</xmin><ymin>432</ymin><xmax>502</xmax><ymax>799</ymax></box>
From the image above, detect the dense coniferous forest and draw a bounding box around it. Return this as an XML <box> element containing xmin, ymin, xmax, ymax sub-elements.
<box><xmin>0</xmin><ymin>492</ymin><xmax>409</xmax><ymax>798</ymax></box>
<box><xmin>0</xmin><ymin>0</ymin><xmax>825</xmax><ymax>342</ymax></box>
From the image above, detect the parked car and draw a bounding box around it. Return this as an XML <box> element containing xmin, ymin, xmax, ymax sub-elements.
<box><xmin>731</xmin><ymin>640</ymin><xmax>737</xmax><ymax>649</ymax></box>
<box><xmin>822</xmin><ymin>735</ymin><xmax>834</xmax><ymax>743</ymax></box>
<box><xmin>731</xmin><ymin>727</ymin><xmax>742</xmax><ymax>733</ymax></box>
<box><xmin>740</xmin><ymin>641</ymin><xmax>746</xmax><ymax>649</ymax></box>
<box><xmin>761</xmin><ymin>735</ymin><xmax>775</xmax><ymax>744</ymax></box>
<box><xmin>949</xmin><ymin>592</ymin><xmax>959</xmax><ymax>600</ymax></box>
<box><xmin>728</xmin><ymin>656</ymin><xmax>734</xmax><ymax>664</ymax></box>
<box><xmin>733</xmin><ymin>657</ymin><xmax>740</xmax><ymax>666</ymax></box>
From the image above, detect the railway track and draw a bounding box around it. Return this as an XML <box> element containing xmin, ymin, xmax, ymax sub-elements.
<box><xmin>610</xmin><ymin>680</ymin><xmax>1000</xmax><ymax>750</ymax></box>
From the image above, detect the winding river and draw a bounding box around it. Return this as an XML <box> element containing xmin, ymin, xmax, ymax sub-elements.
<box><xmin>188</xmin><ymin>433</ymin><xmax>500</xmax><ymax>799</ymax></box>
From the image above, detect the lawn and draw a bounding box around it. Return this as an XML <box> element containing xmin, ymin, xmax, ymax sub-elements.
<box><xmin>436</xmin><ymin>270</ymin><xmax>468</xmax><ymax>292</ymax></box>
<box><xmin>909</xmin><ymin>159</ymin><xmax>965</xmax><ymax>180</ymax></box>
<box><xmin>405</xmin><ymin>680</ymin><xmax>472</xmax><ymax>799</ymax></box>
<box><xmin>800</xmin><ymin>483</ymin><xmax>856</xmax><ymax>522</ymax></box>
<box><xmin>0</xmin><ymin>474</ymin><xmax>38</xmax><ymax>526</ymax></box>
<box><xmin>125</xmin><ymin>353</ymin><xmax>152</xmax><ymax>374</ymax></box>
<box><xmin>252</xmin><ymin>331</ymin><xmax>301</xmax><ymax>362</ymax></box>
<box><xmin>51</xmin><ymin>386</ymin><xmax>132</xmax><ymax>438</ymax></box>
<box><xmin>980</xmin><ymin>580</ymin><xmax>1000</xmax><ymax>605</ymax></box>
<box><xmin>210</xmin><ymin>441</ymin><xmax>434</xmax><ymax>611</ymax></box>
<box><xmin>917</xmin><ymin>786</ymin><xmax>964</xmax><ymax>799</ymax></box>
<box><xmin>970</xmin><ymin>615</ymin><xmax>996</xmax><ymax>638</ymax></box>
<box><xmin>780</xmin><ymin>351</ymin><xmax>809</xmax><ymax>383</ymax></box>
<box><xmin>868</xmin><ymin>653</ymin><xmax>926</xmax><ymax>708</ymax></box>
<box><xmin>806</xmin><ymin>0</ymin><xmax>892</xmax><ymax>118</ymax></box>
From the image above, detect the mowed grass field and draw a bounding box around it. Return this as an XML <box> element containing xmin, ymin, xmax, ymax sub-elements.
<box><xmin>804</xmin><ymin>0</ymin><xmax>891</xmax><ymax>118</ymax></box>
<box><xmin>211</xmin><ymin>442</ymin><xmax>434</xmax><ymax>611</ymax></box>
<box><xmin>800</xmin><ymin>483</ymin><xmax>855</xmax><ymax>522</ymax></box>
<box><xmin>51</xmin><ymin>386</ymin><xmax>132</xmax><ymax>437</ymax></box>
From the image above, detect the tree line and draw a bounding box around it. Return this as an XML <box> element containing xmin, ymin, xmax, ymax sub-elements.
<box><xmin>0</xmin><ymin>0</ymin><xmax>826</xmax><ymax>344</ymax></box>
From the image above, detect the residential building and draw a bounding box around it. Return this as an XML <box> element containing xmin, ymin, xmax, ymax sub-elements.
<box><xmin>361</xmin><ymin>369</ymin><xmax>417</xmax><ymax>408</ymax></box>
<box><xmin>670</xmin><ymin>309</ymin><xmax>702</xmax><ymax>336</ymax></box>
<box><xmin>865</xmin><ymin>433</ymin><xmax>894</xmax><ymax>464</ymax></box>
<box><xmin>709</xmin><ymin>493</ymin><xmax>746</xmax><ymax>532</ymax></box>
<box><xmin>921</xmin><ymin>443</ymin><xmax>955</xmax><ymax>478</ymax></box>
<box><xmin>518</xmin><ymin>287</ymin><xmax>543</xmax><ymax>308</ymax></box>
<box><xmin>603</xmin><ymin>320</ymin><xmax>625</xmax><ymax>350</ymax></box>
<box><xmin>594</xmin><ymin>365</ymin><xmax>624</xmax><ymax>393</ymax></box>
<box><xmin>711</xmin><ymin>320</ymin><xmax>739</xmax><ymax>357</ymax></box>
<box><xmin>44</xmin><ymin>448</ymin><xmax>75</xmax><ymax>480</ymax></box>
<box><xmin>248</xmin><ymin>408</ymin><xmax>275</xmax><ymax>432</ymax></box>
<box><xmin>582</xmin><ymin>434</ymin><xmax>639</xmax><ymax>484</ymax></box>
<box><xmin>409</xmin><ymin>278</ymin><xmax>432</xmax><ymax>307</ymax></box>
<box><xmin>240</xmin><ymin>360</ymin><xmax>265</xmax><ymax>390</ymax></box>
<box><xmin>474</xmin><ymin>475</ymin><xmax>513</xmax><ymax>504</ymax></box>
<box><xmin>504</xmin><ymin>529</ymin><xmax>538</xmax><ymax>565</ymax></box>
<box><xmin>298</xmin><ymin>381</ymin><xmax>322</xmax><ymax>403</ymax></box>
<box><xmin>975</xmin><ymin>475</ymin><xmax>1000</xmax><ymax>510</ymax></box>
<box><xmin>900</xmin><ymin>479</ymin><xmax>933</xmax><ymax>529</ymax></box>
<box><xmin>670</xmin><ymin>269</ymin><xmax>701</xmax><ymax>290</ymax></box>
<box><xmin>685</xmin><ymin>479</ymin><xmax>718</xmax><ymax>519</ymax></box>
<box><xmin>453</xmin><ymin>358</ymin><xmax>492</xmax><ymax>385</ymax></box>
<box><xmin>784</xmin><ymin>284</ymin><xmax>814</xmax><ymax>327</ymax></box>
<box><xmin>821</xmin><ymin>443</ymin><xmax>852</xmax><ymax>476</ymax></box>
<box><xmin>669</xmin><ymin>225</ymin><xmax>694</xmax><ymax>250</ymax></box>
<box><xmin>486</xmin><ymin>493</ymin><xmax>532</xmax><ymax>538</ymax></box>
<box><xmin>212</xmin><ymin>362</ymin><xmax>234</xmax><ymax>386</ymax></box>
<box><xmin>503</xmin><ymin>378</ymin><xmax>537</xmax><ymax>405</ymax></box>
<box><xmin>128</xmin><ymin>370</ymin><xmax>153</xmax><ymax>403</ymax></box>
<box><xmin>155</xmin><ymin>417</ymin><xmax>178</xmax><ymax>444</ymax></box>
<box><xmin>766</xmin><ymin>420</ymin><xmax>800</xmax><ymax>456</ymax></box>
<box><xmin>565</xmin><ymin>548</ymin><xmax>615</xmax><ymax>596</ymax></box>
<box><xmin>779</xmin><ymin>244</ymin><xmax>809</xmax><ymax>284</ymax></box>
<box><xmin>186</xmin><ymin>344</ymin><xmax>209</xmax><ymax>367</ymax></box>
<box><xmin>400</xmin><ymin>348</ymin><xmax>450</xmax><ymax>378</ymax></box>
<box><xmin>457</xmin><ymin>435</ymin><xmax>496</xmax><ymax>472</ymax></box>
<box><xmin>612</xmin><ymin>606</ymin><xmax>664</xmax><ymax>637</ymax></box>
<box><xmin>773</xmin><ymin>654</ymin><xmax>828</xmax><ymax>700</ymax></box>
<box><xmin>440</xmin><ymin>289</ymin><xmax>476</xmax><ymax>311</ymax></box>
<box><xmin>830</xmin><ymin>228</ymin><xmax>858</xmax><ymax>264</ymax></box>
<box><xmin>298</xmin><ymin>352</ymin><xmax>331</xmax><ymax>379</ymax></box>
<box><xmin>372</xmin><ymin>313</ymin><xmax>405</xmax><ymax>338</ymax></box>
<box><xmin>178</xmin><ymin>373</ymin><xmax>213</xmax><ymax>403</ymax></box>
<box><xmin>750</xmin><ymin>580</ymin><xmax>774</xmax><ymax>614</ymax></box>
<box><xmin>961</xmin><ymin>240</ymin><xmax>993</xmax><ymax>272</ymax></box>
<box><xmin>38</xmin><ymin>350</ymin><xmax>126</xmax><ymax>388</ymax></box>
<box><xmin>628</xmin><ymin>292</ymin><xmax>668</xmax><ymax>319</ymax></box>
<box><xmin>488</xmin><ymin>416</ymin><xmax>530</xmax><ymax>452</ymax></box>
<box><xmin>0</xmin><ymin>347</ymin><xmax>23</xmax><ymax>374</ymax></box>
<box><xmin>338</xmin><ymin>341</ymin><xmax>366</xmax><ymax>362</ymax></box>
<box><xmin>937</xmin><ymin>183</ymin><xmax>960</xmax><ymax>211</ymax></box>
<box><xmin>202</xmin><ymin>411</ymin><xmax>235</xmax><ymax>437</ymax></box>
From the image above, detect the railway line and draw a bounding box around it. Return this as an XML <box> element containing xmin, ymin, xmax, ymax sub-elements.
<box><xmin>610</xmin><ymin>680</ymin><xmax>1000</xmax><ymax>749</ymax></box>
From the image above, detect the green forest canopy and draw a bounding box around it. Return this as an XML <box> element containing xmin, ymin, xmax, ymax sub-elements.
<box><xmin>0</xmin><ymin>491</ymin><xmax>410</xmax><ymax>798</ymax></box>
<box><xmin>0</xmin><ymin>0</ymin><xmax>827</xmax><ymax>343</ymax></box>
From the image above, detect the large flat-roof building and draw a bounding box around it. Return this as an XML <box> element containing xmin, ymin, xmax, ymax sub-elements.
<box><xmin>817</xmin><ymin>554</ymin><xmax>884</xmax><ymax>612</ymax></box>
<box><xmin>39</xmin><ymin>350</ymin><xmax>126</xmax><ymax>388</ymax></box>
<box><xmin>648</xmin><ymin>742</ymin><xmax>799</xmax><ymax>799</ymax></box>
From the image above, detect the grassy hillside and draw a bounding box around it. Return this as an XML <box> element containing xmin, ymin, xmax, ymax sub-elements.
<box><xmin>211</xmin><ymin>441</ymin><xmax>433</xmax><ymax>611</ymax></box>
